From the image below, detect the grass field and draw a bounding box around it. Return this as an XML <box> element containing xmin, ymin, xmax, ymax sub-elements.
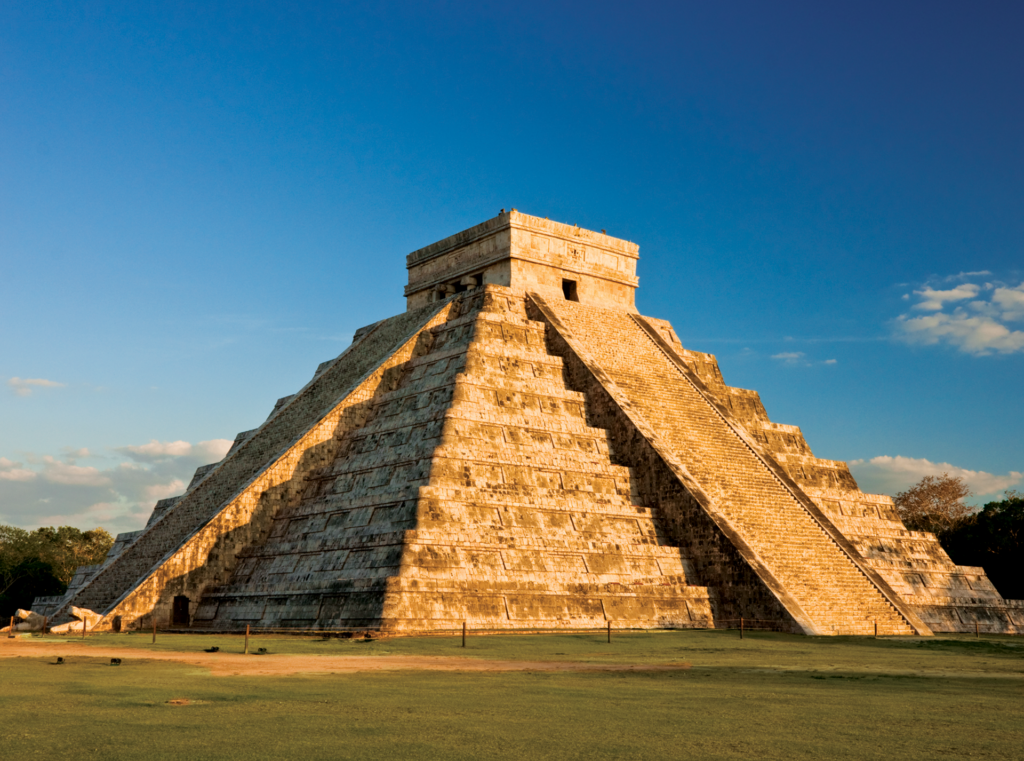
<box><xmin>2</xmin><ymin>630</ymin><xmax>1022</xmax><ymax>760</ymax></box>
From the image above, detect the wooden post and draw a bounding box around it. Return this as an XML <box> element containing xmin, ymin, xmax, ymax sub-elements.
<box><xmin>976</xmin><ymin>621</ymin><xmax>980</xmax><ymax>639</ymax></box>
<box><xmin>152</xmin><ymin>620</ymin><xmax>156</xmax><ymax>644</ymax></box>
<box><xmin>81</xmin><ymin>616</ymin><xmax>86</xmax><ymax>639</ymax></box>
<box><xmin>244</xmin><ymin>624</ymin><xmax>250</xmax><ymax>654</ymax></box>
<box><xmin>607</xmin><ymin>620</ymin><xmax>611</xmax><ymax>643</ymax></box>
<box><xmin>462</xmin><ymin>621</ymin><xmax>466</xmax><ymax>648</ymax></box>
<box><xmin>7</xmin><ymin>615</ymin><xmax>13</xmax><ymax>638</ymax></box>
<box><xmin>874</xmin><ymin>620</ymin><xmax>878</xmax><ymax>638</ymax></box>
<box><xmin>740</xmin><ymin>617</ymin><xmax>744</xmax><ymax>639</ymax></box>
<box><xmin>42</xmin><ymin>616</ymin><xmax>48</xmax><ymax>635</ymax></box>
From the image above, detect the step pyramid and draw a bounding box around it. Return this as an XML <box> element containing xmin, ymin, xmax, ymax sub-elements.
<box><xmin>47</xmin><ymin>211</ymin><xmax>1022</xmax><ymax>635</ymax></box>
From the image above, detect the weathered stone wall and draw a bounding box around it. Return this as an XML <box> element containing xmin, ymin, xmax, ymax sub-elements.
<box><xmin>56</xmin><ymin>299</ymin><xmax>455</xmax><ymax>627</ymax></box>
<box><xmin>405</xmin><ymin>211</ymin><xmax>639</xmax><ymax>311</ymax></box>
<box><xmin>633</xmin><ymin>315</ymin><xmax>1018</xmax><ymax>634</ymax></box>
<box><xmin>806</xmin><ymin>487</ymin><xmax>1022</xmax><ymax>633</ymax></box>
<box><xmin>531</xmin><ymin>294</ymin><xmax>925</xmax><ymax>635</ymax></box>
<box><xmin>193</xmin><ymin>286</ymin><xmax>712</xmax><ymax>631</ymax></box>
<box><xmin>535</xmin><ymin>305</ymin><xmax>801</xmax><ymax>631</ymax></box>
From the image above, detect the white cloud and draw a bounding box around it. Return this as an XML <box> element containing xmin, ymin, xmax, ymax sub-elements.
<box><xmin>942</xmin><ymin>270</ymin><xmax>992</xmax><ymax>282</ymax></box>
<box><xmin>115</xmin><ymin>439</ymin><xmax>232</xmax><ymax>463</ymax></box>
<box><xmin>117</xmin><ymin>440</ymin><xmax>194</xmax><ymax>460</ymax></box>
<box><xmin>912</xmin><ymin>284</ymin><xmax>981</xmax><ymax>311</ymax></box>
<box><xmin>849</xmin><ymin>455</ymin><xmax>1022</xmax><ymax>499</ymax></box>
<box><xmin>895</xmin><ymin>275</ymin><xmax>1024</xmax><ymax>355</ymax></box>
<box><xmin>36</xmin><ymin>501</ymin><xmax>126</xmax><ymax>528</ymax></box>
<box><xmin>40</xmin><ymin>456</ymin><xmax>110</xmax><ymax>487</ymax></box>
<box><xmin>992</xmin><ymin>283</ymin><xmax>1024</xmax><ymax>320</ymax></box>
<box><xmin>771</xmin><ymin>352</ymin><xmax>836</xmax><ymax>367</ymax></box>
<box><xmin>0</xmin><ymin>438</ymin><xmax>232</xmax><ymax>534</ymax></box>
<box><xmin>897</xmin><ymin>309</ymin><xmax>1024</xmax><ymax>354</ymax></box>
<box><xmin>0</xmin><ymin>457</ymin><xmax>37</xmax><ymax>482</ymax></box>
<box><xmin>7</xmin><ymin>377</ymin><xmax>66</xmax><ymax>397</ymax></box>
<box><xmin>143</xmin><ymin>478</ymin><xmax>186</xmax><ymax>501</ymax></box>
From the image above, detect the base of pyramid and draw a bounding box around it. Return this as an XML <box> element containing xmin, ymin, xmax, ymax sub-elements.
<box><xmin>188</xmin><ymin>577</ymin><xmax>717</xmax><ymax>633</ymax></box>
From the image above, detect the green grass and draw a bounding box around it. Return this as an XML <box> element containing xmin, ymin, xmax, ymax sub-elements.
<box><xmin>3</xmin><ymin>631</ymin><xmax>1022</xmax><ymax>760</ymax></box>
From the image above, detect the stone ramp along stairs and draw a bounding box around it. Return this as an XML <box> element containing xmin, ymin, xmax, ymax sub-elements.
<box><xmin>46</xmin><ymin>210</ymin><xmax>1018</xmax><ymax>635</ymax></box>
<box><xmin>529</xmin><ymin>294</ymin><xmax>926</xmax><ymax>636</ymax></box>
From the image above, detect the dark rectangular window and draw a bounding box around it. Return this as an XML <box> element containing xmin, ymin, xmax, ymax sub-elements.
<box><xmin>562</xmin><ymin>279</ymin><xmax>579</xmax><ymax>301</ymax></box>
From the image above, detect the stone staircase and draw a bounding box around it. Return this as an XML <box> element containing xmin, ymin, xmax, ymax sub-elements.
<box><xmin>195</xmin><ymin>287</ymin><xmax>712</xmax><ymax>631</ymax></box>
<box><xmin>536</xmin><ymin>296</ymin><xmax>920</xmax><ymax>636</ymax></box>
<box><xmin>53</xmin><ymin>298</ymin><xmax>458</xmax><ymax>627</ymax></box>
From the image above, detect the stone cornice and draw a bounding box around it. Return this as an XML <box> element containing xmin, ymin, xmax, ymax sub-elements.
<box><xmin>406</xmin><ymin>210</ymin><xmax>638</xmax><ymax>269</ymax></box>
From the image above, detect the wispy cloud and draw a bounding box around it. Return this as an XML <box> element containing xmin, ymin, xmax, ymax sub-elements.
<box><xmin>912</xmin><ymin>284</ymin><xmax>981</xmax><ymax>311</ymax></box>
<box><xmin>895</xmin><ymin>276</ymin><xmax>1024</xmax><ymax>355</ymax></box>
<box><xmin>7</xmin><ymin>377</ymin><xmax>66</xmax><ymax>397</ymax></box>
<box><xmin>849</xmin><ymin>455</ymin><xmax>1022</xmax><ymax>499</ymax></box>
<box><xmin>770</xmin><ymin>352</ymin><xmax>838</xmax><ymax>367</ymax></box>
<box><xmin>115</xmin><ymin>439</ymin><xmax>232</xmax><ymax>464</ymax></box>
<box><xmin>0</xmin><ymin>457</ymin><xmax>37</xmax><ymax>482</ymax></box>
<box><xmin>39</xmin><ymin>456</ymin><xmax>111</xmax><ymax>487</ymax></box>
<box><xmin>0</xmin><ymin>438</ymin><xmax>232</xmax><ymax>534</ymax></box>
<box><xmin>941</xmin><ymin>270</ymin><xmax>992</xmax><ymax>282</ymax></box>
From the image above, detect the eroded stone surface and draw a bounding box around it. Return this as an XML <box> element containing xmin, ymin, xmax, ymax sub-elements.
<box><xmin>0</xmin><ymin>609</ymin><xmax>45</xmax><ymax>632</ymax></box>
<box><xmin>43</xmin><ymin>212</ymin><xmax>1019</xmax><ymax>635</ymax></box>
<box><xmin>48</xmin><ymin>607</ymin><xmax>101</xmax><ymax>633</ymax></box>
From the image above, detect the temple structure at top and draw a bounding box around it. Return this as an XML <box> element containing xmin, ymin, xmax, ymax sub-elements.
<box><xmin>34</xmin><ymin>211</ymin><xmax>1021</xmax><ymax>636</ymax></box>
<box><xmin>405</xmin><ymin>210</ymin><xmax>639</xmax><ymax>310</ymax></box>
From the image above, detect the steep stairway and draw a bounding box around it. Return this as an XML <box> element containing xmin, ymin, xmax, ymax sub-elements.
<box><xmin>196</xmin><ymin>286</ymin><xmax>712</xmax><ymax>631</ymax></box>
<box><xmin>535</xmin><ymin>296</ymin><xmax>923</xmax><ymax>635</ymax></box>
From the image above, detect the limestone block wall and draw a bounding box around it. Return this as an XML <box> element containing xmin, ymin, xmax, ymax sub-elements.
<box><xmin>531</xmin><ymin>294</ymin><xmax>926</xmax><ymax>636</ymax></box>
<box><xmin>45</xmin><ymin>259</ymin><xmax>1015</xmax><ymax>636</ymax></box>
<box><xmin>146</xmin><ymin>497</ymin><xmax>181</xmax><ymax>527</ymax></box>
<box><xmin>405</xmin><ymin>211</ymin><xmax>639</xmax><ymax>311</ymax></box>
<box><xmin>806</xmin><ymin>486</ymin><xmax>1022</xmax><ymax>633</ymax></box>
<box><xmin>54</xmin><ymin>299</ymin><xmax>456</xmax><ymax>627</ymax></box>
<box><xmin>193</xmin><ymin>286</ymin><xmax>712</xmax><ymax>632</ymax></box>
<box><xmin>624</xmin><ymin>313</ymin><xmax>1017</xmax><ymax>634</ymax></box>
<box><xmin>541</xmin><ymin>331</ymin><xmax>802</xmax><ymax>630</ymax></box>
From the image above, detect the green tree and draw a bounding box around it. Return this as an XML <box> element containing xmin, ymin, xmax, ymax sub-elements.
<box><xmin>32</xmin><ymin>526</ymin><xmax>114</xmax><ymax>586</ymax></box>
<box><xmin>893</xmin><ymin>473</ymin><xmax>973</xmax><ymax>535</ymax></box>
<box><xmin>942</xmin><ymin>491</ymin><xmax>1024</xmax><ymax>600</ymax></box>
<box><xmin>0</xmin><ymin>524</ymin><xmax>114</xmax><ymax>620</ymax></box>
<box><xmin>0</xmin><ymin>525</ymin><xmax>43</xmax><ymax>599</ymax></box>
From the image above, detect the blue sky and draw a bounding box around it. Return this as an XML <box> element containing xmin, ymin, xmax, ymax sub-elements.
<box><xmin>2</xmin><ymin>1</ymin><xmax>1022</xmax><ymax>535</ymax></box>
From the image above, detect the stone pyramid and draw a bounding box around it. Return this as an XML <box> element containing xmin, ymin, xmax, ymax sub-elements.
<box><xmin>45</xmin><ymin>212</ymin><xmax>1021</xmax><ymax>635</ymax></box>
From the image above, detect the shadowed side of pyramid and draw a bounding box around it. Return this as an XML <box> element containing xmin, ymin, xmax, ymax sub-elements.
<box><xmin>49</xmin><ymin>299</ymin><xmax>460</xmax><ymax>628</ymax></box>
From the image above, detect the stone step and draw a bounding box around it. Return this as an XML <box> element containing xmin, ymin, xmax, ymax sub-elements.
<box><xmin>543</xmin><ymin>298</ymin><xmax>920</xmax><ymax>635</ymax></box>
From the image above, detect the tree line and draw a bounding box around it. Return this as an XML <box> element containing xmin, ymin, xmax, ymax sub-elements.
<box><xmin>0</xmin><ymin>525</ymin><xmax>113</xmax><ymax>621</ymax></box>
<box><xmin>894</xmin><ymin>474</ymin><xmax>1022</xmax><ymax>600</ymax></box>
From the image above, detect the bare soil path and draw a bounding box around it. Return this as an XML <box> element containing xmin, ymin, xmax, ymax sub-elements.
<box><xmin>0</xmin><ymin>638</ymin><xmax>691</xmax><ymax>677</ymax></box>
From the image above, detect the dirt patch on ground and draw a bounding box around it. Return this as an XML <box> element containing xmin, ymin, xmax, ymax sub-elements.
<box><xmin>0</xmin><ymin>639</ymin><xmax>691</xmax><ymax>677</ymax></box>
